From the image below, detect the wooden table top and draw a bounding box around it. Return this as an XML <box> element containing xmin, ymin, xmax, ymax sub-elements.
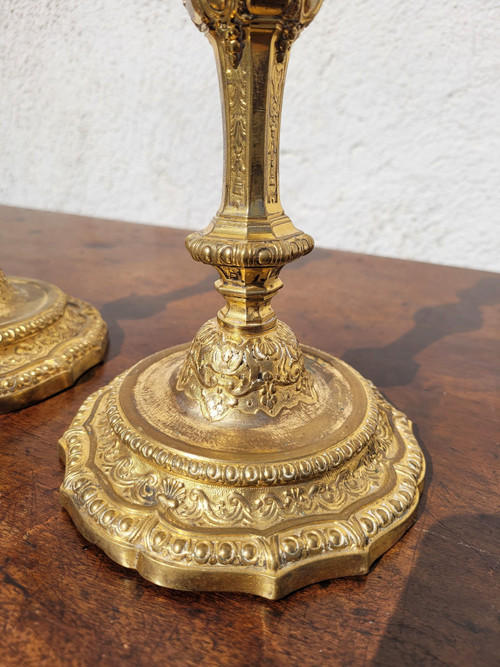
<box><xmin>0</xmin><ymin>205</ymin><xmax>498</xmax><ymax>666</ymax></box>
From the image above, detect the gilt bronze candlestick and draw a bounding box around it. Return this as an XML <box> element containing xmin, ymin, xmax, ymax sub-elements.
<box><xmin>0</xmin><ymin>270</ymin><xmax>107</xmax><ymax>413</ymax></box>
<box><xmin>59</xmin><ymin>0</ymin><xmax>425</xmax><ymax>599</ymax></box>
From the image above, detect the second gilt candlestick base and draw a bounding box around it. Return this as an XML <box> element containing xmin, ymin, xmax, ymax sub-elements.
<box><xmin>0</xmin><ymin>270</ymin><xmax>107</xmax><ymax>414</ymax></box>
<box><xmin>59</xmin><ymin>0</ymin><xmax>425</xmax><ymax>599</ymax></box>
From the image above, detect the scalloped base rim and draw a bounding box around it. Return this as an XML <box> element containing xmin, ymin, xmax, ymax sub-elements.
<box><xmin>60</xmin><ymin>482</ymin><xmax>422</xmax><ymax>600</ymax></box>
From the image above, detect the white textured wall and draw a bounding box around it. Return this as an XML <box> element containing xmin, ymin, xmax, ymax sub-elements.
<box><xmin>1</xmin><ymin>1</ymin><xmax>499</xmax><ymax>272</ymax></box>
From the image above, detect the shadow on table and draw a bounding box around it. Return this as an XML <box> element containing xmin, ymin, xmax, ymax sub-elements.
<box><xmin>98</xmin><ymin>247</ymin><xmax>332</xmax><ymax>360</ymax></box>
<box><xmin>342</xmin><ymin>276</ymin><xmax>500</xmax><ymax>387</ymax></box>
<box><xmin>99</xmin><ymin>275</ymin><xmax>214</xmax><ymax>360</ymax></box>
<box><xmin>373</xmin><ymin>512</ymin><xmax>500</xmax><ymax>666</ymax></box>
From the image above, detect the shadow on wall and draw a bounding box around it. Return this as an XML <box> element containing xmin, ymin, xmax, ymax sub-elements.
<box><xmin>342</xmin><ymin>276</ymin><xmax>500</xmax><ymax>387</ymax></box>
<box><xmin>373</xmin><ymin>513</ymin><xmax>500</xmax><ymax>665</ymax></box>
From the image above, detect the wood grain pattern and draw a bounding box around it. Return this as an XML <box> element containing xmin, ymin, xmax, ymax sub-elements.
<box><xmin>0</xmin><ymin>205</ymin><xmax>498</xmax><ymax>666</ymax></box>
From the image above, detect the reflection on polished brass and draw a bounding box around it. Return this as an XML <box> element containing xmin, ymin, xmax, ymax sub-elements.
<box><xmin>59</xmin><ymin>0</ymin><xmax>425</xmax><ymax>599</ymax></box>
<box><xmin>0</xmin><ymin>270</ymin><xmax>107</xmax><ymax>413</ymax></box>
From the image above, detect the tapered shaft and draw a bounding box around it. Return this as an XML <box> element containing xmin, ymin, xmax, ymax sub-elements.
<box><xmin>184</xmin><ymin>0</ymin><xmax>323</xmax><ymax>334</ymax></box>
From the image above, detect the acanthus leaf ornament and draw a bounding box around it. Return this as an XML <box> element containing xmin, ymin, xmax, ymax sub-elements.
<box><xmin>177</xmin><ymin>319</ymin><xmax>316</xmax><ymax>420</ymax></box>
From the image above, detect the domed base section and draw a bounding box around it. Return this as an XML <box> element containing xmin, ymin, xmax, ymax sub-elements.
<box><xmin>0</xmin><ymin>277</ymin><xmax>108</xmax><ymax>413</ymax></box>
<box><xmin>59</xmin><ymin>344</ymin><xmax>425</xmax><ymax>600</ymax></box>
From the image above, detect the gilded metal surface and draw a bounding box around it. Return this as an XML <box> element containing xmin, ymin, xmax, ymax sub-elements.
<box><xmin>60</xmin><ymin>0</ymin><xmax>425</xmax><ymax>598</ymax></box>
<box><xmin>0</xmin><ymin>271</ymin><xmax>107</xmax><ymax>413</ymax></box>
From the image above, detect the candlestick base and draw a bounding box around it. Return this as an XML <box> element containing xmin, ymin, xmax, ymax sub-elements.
<box><xmin>59</xmin><ymin>342</ymin><xmax>424</xmax><ymax>600</ymax></box>
<box><xmin>0</xmin><ymin>275</ymin><xmax>107</xmax><ymax>413</ymax></box>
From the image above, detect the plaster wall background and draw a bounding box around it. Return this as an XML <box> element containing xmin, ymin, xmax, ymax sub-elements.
<box><xmin>1</xmin><ymin>0</ymin><xmax>499</xmax><ymax>272</ymax></box>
